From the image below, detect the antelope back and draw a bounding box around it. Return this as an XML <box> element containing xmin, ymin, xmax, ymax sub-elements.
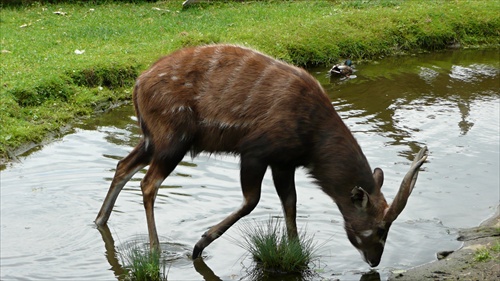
<box><xmin>133</xmin><ymin>44</ymin><xmax>335</xmax><ymax>160</ymax></box>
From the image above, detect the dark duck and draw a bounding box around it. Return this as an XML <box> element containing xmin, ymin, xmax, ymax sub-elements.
<box><xmin>329</xmin><ymin>59</ymin><xmax>353</xmax><ymax>77</ymax></box>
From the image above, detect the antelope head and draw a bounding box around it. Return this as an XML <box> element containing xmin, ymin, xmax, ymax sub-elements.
<box><xmin>344</xmin><ymin>146</ymin><xmax>428</xmax><ymax>267</ymax></box>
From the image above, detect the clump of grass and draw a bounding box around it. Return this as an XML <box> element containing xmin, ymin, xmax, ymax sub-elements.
<box><xmin>474</xmin><ymin>247</ymin><xmax>492</xmax><ymax>262</ymax></box>
<box><xmin>236</xmin><ymin>218</ymin><xmax>319</xmax><ymax>275</ymax></box>
<box><xmin>473</xmin><ymin>240</ymin><xmax>500</xmax><ymax>263</ymax></box>
<box><xmin>492</xmin><ymin>240</ymin><xmax>500</xmax><ymax>253</ymax></box>
<box><xmin>118</xmin><ymin>240</ymin><xmax>168</xmax><ymax>281</ymax></box>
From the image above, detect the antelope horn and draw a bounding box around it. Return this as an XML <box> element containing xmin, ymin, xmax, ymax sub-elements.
<box><xmin>384</xmin><ymin>146</ymin><xmax>428</xmax><ymax>223</ymax></box>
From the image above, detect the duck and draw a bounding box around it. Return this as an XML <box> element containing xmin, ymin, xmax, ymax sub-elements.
<box><xmin>329</xmin><ymin>59</ymin><xmax>353</xmax><ymax>77</ymax></box>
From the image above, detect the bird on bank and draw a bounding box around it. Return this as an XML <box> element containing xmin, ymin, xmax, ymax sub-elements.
<box><xmin>329</xmin><ymin>59</ymin><xmax>353</xmax><ymax>77</ymax></box>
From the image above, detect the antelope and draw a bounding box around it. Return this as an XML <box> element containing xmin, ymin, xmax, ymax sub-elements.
<box><xmin>94</xmin><ymin>44</ymin><xmax>428</xmax><ymax>267</ymax></box>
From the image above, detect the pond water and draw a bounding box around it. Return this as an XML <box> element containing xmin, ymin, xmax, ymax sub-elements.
<box><xmin>1</xmin><ymin>49</ymin><xmax>499</xmax><ymax>281</ymax></box>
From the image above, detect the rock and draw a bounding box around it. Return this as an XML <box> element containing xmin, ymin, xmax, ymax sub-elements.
<box><xmin>437</xmin><ymin>250</ymin><xmax>454</xmax><ymax>260</ymax></box>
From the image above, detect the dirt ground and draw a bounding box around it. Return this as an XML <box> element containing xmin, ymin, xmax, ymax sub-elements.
<box><xmin>388</xmin><ymin>206</ymin><xmax>500</xmax><ymax>281</ymax></box>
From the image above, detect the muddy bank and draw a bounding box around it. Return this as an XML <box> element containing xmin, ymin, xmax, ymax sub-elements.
<box><xmin>389</xmin><ymin>207</ymin><xmax>500</xmax><ymax>281</ymax></box>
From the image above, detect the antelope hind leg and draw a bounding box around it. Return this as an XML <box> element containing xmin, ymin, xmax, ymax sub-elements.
<box><xmin>95</xmin><ymin>140</ymin><xmax>151</xmax><ymax>226</ymax></box>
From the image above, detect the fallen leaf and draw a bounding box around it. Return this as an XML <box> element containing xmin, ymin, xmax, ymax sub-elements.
<box><xmin>152</xmin><ymin>7</ymin><xmax>170</xmax><ymax>12</ymax></box>
<box><xmin>392</xmin><ymin>269</ymin><xmax>406</xmax><ymax>274</ymax></box>
<box><xmin>74</xmin><ymin>49</ymin><xmax>85</xmax><ymax>55</ymax></box>
<box><xmin>53</xmin><ymin>11</ymin><xmax>67</xmax><ymax>16</ymax></box>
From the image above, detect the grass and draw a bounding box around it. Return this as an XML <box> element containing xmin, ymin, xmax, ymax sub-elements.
<box><xmin>1</xmin><ymin>0</ymin><xmax>499</xmax><ymax>159</ymax></box>
<box><xmin>118</xmin><ymin>240</ymin><xmax>168</xmax><ymax>281</ymax></box>
<box><xmin>473</xmin><ymin>240</ymin><xmax>500</xmax><ymax>263</ymax></box>
<box><xmin>236</xmin><ymin>218</ymin><xmax>318</xmax><ymax>276</ymax></box>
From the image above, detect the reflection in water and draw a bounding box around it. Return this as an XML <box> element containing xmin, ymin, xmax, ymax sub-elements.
<box><xmin>315</xmin><ymin>49</ymin><xmax>499</xmax><ymax>161</ymax></box>
<box><xmin>97</xmin><ymin>225</ymin><xmax>127</xmax><ymax>279</ymax></box>
<box><xmin>99</xmin><ymin>224</ymin><xmax>194</xmax><ymax>281</ymax></box>
<box><xmin>99</xmin><ymin>223</ymin><xmax>384</xmax><ymax>281</ymax></box>
<box><xmin>457</xmin><ymin>100</ymin><xmax>474</xmax><ymax>135</ymax></box>
<box><xmin>98</xmin><ymin>224</ymin><xmax>226</xmax><ymax>281</ymax></box>
<box><xmin>360</xmin><ymin>270</ymin><xmax>381</xmax><ymax>281</ymax></box>
<box><xmin>193</xmin><ymin>258</ymin><xmax>223</xmax><ymax>281</ymax></box>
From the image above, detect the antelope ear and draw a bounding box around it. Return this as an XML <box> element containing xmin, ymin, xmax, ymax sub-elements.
<box><xmin>373</xmin><ymin>168</ymin><xmax>384</xmax><ymax>188</ymax></box>
<box><xmin>351</xmin><ymin>186</ymin><xmax>370</xmax><ymax>210</ymax></box>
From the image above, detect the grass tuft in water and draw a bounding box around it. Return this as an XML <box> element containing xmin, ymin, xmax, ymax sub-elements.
<box><xmin>118</xmin><ymin>240</ymin><xmax>167</xmax><ymax>281</ymax></box>
<box><xmin>236</xmin><ymin>218</ymin><xmax>319</xmax><ymax>275</ymax></box>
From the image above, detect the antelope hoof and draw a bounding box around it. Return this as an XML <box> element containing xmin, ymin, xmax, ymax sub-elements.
<box><xmin>192</xmin><ymin>232</ymin><xmax>209</xmax><ymax>259</ymax></box>
<box><xmin>192</xmin><ymin>245</ymin><xmax>203</xmax><ymax>259</ymax></box>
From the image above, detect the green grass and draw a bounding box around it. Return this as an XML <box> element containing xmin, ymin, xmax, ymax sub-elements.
<box><xmin>236</xmin><ymin>218</ymin><xmax>318</xmax><ymax>275</ymax></box>
<box><xmin>1</xmin><ymin>0</ymin><xmax>499</xmax><ymax>159</ymax></box>
<box><xmin>473</xmin><ymin>240</ymin><xmax>500</xmax><ymax>263</ymax></box>
<box><xmin>493</xmin><ymin>240</ymin><xmax>500</xmax><ymax>253</ymax></box>
<box><xmin>118</xmin><ymin>240</ymin><xmax>167</xmax><ymax>281</ymax></box>
<box><xmin>474</xmin><ymin>247</ymin><xmax>492</xmax><ymax>262</ymax></box>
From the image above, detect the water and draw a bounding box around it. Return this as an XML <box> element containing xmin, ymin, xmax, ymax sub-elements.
<box><xmin>1</xmin><ymin>49</ymin><xmax>499</xmax><ymax>280</ymax></box>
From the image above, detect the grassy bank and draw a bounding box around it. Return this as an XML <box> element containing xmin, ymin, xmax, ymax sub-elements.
<box><xmin>1</xmin><ymin>0</ymin><xmax>499</xmax><ymax>160</ymax></box>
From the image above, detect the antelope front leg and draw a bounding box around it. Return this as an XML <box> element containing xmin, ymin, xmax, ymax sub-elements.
<box><xmin>192</xmin><ymin>156</ymin><xmax>268</xmax><ymax>258</ymax></box>
<box><xmin>140</xmin><ymin>163</ymin><xmax>162</xmax><ymax>249</ymax></box>
<box><xmin>140</xmin><ymin>157</ymin><xmax>184</xmax><ymax>249</ymax></box>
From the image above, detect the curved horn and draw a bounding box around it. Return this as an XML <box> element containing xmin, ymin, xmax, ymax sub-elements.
<box><xmin>384</xmin><ymin>146</ymin><xmax>428</xmax><ymax>223</ymax></box>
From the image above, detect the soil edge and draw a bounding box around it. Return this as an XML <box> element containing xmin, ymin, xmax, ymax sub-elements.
<box><xmin>388</xmin><ymin>206</ymin><xmax>500</xmax><ymax>280</ymax></box>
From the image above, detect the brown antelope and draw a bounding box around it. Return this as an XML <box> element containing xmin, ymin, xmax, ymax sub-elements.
<box><xmin>94</xmin><ymin>44</ymin><xmax>428</xmax><ymax>267</ymax></box>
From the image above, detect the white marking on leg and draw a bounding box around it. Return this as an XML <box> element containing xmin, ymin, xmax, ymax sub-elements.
<box><xmin>144</xmin><ymin>136</ymin><xmax>151</xmax><ymax>151</ymax></box>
